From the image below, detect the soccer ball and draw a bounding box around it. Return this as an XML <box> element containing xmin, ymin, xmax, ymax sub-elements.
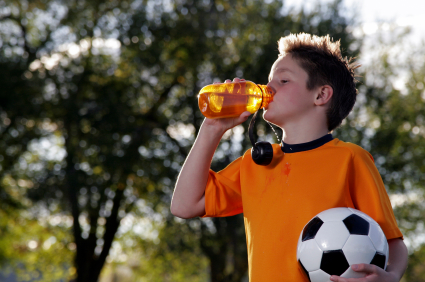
<box><xmin>297</xmin><ymin>207</ymin><xmax>389</xmax><ymax>281</ymax></box>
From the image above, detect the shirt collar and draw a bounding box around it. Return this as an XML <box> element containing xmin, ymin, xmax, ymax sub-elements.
<box><xmin>280</xmin><ymin>134</ymin><xmax>333</xmax><ymax>153</ymax></box>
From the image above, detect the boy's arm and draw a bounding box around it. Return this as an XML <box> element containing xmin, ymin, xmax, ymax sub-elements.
<box><xmin>330</xmin><ymin>238</ymin><xmax>408</xmax><ymax>282</ymax></box>
<box><xmin>170</xmin><ymin>109</ymin><xmax>250</xmax><ymax>219</ymax></box>
<box><xmin>386</xmin><ymin>238</ymin><xmax>408</xmax><ymax>280</ymax></box>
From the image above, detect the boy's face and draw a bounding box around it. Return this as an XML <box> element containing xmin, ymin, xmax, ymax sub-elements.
<box><xmin>264</xmin><ymin>54</ymin><xmax>319</xmax><ymax>127</ymax></box>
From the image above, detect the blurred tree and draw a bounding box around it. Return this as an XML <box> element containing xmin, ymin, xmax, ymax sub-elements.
<box><xmin>0</xmin><ymin>210</ymin><xmax>74</xmax><ymax>281</ymax></box>
<box><xmin>12</xmin><ymin>0</ymin><xmax>425</xmax><ymax>282</ymax></box>
<box><xmin>0</xmin><ymin>0</ymin><xmax>77</xmax><ymax>280</ymax></box>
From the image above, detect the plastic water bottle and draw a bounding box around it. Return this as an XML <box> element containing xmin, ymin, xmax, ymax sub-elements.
<box><xmin>198</xmin><ymin>80</ymin><xmax>274</xmax><ymax>119</ymax></box>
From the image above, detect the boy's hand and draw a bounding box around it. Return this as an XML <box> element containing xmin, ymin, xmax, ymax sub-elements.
<box><xmin>203</xmin><ymin>78</ymin><xmax>251</xmax><ymax>134</ymax></box>
<box><xmin>330</xmin><ymin>264</ymin><xmax>399</xmax><ymax>282</ymax></box>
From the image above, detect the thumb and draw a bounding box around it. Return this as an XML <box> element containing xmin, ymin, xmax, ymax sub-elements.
<box><xmin>233</xmin><ymin>111</ymin><xmax>251</xmax><ymax>126</ymax></box>
<box><xmin>351</xmin><ymin>264</ymin><xmax>376</xmax><ymax>274</ymax></box>
<box><xmin>237</xmin><ymin>111</ymin><xmax>251</xmax><ymax>123</ymax></box>
<box><xmin>240</xmin><ymin>111</ymin><xmax>251</xmax><ymax>119</ymax></box>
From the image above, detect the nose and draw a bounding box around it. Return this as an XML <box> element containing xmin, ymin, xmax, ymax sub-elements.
<box><xmin>267</xmin><ymin>82</ymin><xmax>276</xmax><ymax>95</ymax></box>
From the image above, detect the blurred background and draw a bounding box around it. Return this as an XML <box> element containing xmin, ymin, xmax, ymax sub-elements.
<box><xmin>0</xmin><ymin>0</ymin><xmax>425</xmax><ymax>281</ymax></box>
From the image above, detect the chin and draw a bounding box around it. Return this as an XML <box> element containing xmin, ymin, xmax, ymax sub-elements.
<box><xmin>263</xmin><ymin>110</ymin><xmax>275</xmax><ymax>124</ymax></box>
<box><xmin>263</xmin><ymin>110</ymin><xmax>285</xmax><ymax>128</ymax></box>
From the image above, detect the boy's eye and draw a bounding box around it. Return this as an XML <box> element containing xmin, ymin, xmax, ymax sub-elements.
<box><xmin>280</xmin><ymin>80</ymin><xmax>288</xmax><ymax>84</ymax></box>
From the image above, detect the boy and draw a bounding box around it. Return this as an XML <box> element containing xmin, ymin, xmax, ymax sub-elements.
<box><xmin>170</xmin><ymin>33</ymin><xmax>408</xmax><ymax>281</ymax></box>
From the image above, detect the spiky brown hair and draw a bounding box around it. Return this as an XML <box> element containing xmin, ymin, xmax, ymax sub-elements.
<box><xmin>278</xmin><ymin>33</ymin><xmax>360</xmax><ymax>131</ymax></box>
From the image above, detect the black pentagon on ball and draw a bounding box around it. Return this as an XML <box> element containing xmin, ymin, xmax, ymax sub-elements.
<box><xmin>370</xmin><ymin>252</ymin><xmax>386</xmax><ymax>269</ymax></box>
<box><xmin>343</xmin><ymin>214</ymin><xmax>370</xmax><ymax>235</ymax></box>
<box><xmin>302</xmin><ymin>217</ymin><xmax>324</xmax><ymax>242</ymax></box>
<box><xmin>320</xmin><ymin>250</ymin><xmax>350</xmax><ymax>276</ymax></box>
<box><xmin>298</xmin><ymin>259</ymin><xmax>312</xmax><ymax>282</ymax></box>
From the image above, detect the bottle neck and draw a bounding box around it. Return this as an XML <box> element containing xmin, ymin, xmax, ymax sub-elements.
<box><xmin>257</xmin><ymin>84</ymin><xmax>274</xmax><ymax>109</ymax></box>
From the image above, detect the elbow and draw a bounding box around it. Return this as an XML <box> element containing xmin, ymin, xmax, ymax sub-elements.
<box><xmin>170</xmin><ymin>204</ymin><xmax>190</xmax><ymax>219</ymax></box>
<box><xmin>170</xmin><ymin>203</ymin><xmax>200</xmax><ymax>219</ymax></box>
<box><xmin>171</xmin><ymin>209</ymin><xmax>195</xmax><ymax>219</ymax></box>
<box><xmin>172</xmin><ymin>212</ymin><xmax>193</xmax><ymax>219</ymax></box>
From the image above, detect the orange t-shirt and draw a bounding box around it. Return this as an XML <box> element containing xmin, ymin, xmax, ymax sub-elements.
<box><xmin>203</xmin><ymin>137</ymin><xmax>403</xmax><ymax>281</ymax></box>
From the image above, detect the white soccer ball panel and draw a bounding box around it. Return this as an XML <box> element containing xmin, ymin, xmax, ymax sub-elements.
<box><xmin>297</xmin><ymin>230</ymin><xmax>303</xmax><ymax>260</ymax></box>
<box><xmin>317</xmin><ymin>207</ymin><xmax>353</xmax><ymax>222</ymax></box>
<box><xmin>348</xmin><ymin>208</ymin><xmax>379</xmax><ymax>226</ymax></box>
<box><xmin>309</xmin><ymin>269</ymin><xmax>331</xmax><ymax>282</ymax></box>
<box><xmin>342</xmin><ymin>235</ymin><xmax>376</xmax><ymax>265</ymax></box>
<box><xmin>298</xmin><ymin>239</ymin><xmax>323</xmax><ymax>272</ymax></box>
<box><xmin>341</xmin><ymin>266</ymin><xmax>366</xmax><ymax>279</ymax></box>
<box><xmin>368</xmin><ymin>223</ymin><xmax>388</xmax><ymax>254</ymax></box>
<box><xmin>315</xmin><ymin>221</ymin><xmax>350</xmax><ymax>251</ymax></box>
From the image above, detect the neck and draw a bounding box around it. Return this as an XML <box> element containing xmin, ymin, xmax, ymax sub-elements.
<box><xmin>280</xmin><ymin>120</ymin><xmax>329</xmax><ymax>145</ymax></box>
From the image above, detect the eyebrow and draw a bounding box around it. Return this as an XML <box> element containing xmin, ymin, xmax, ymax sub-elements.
<box><xmin>275</xmin><ymin>67</ymin><xmax>294</xmax><ymax>74</ymax></box>
<box><xmin>268</xmin><ymin>67</ymin><xmax>294</xmax><ymax>81</ymax></box>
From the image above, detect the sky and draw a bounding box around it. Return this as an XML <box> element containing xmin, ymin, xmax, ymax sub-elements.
<box><xmin>285</xmin><ymin>0</ymin><xmax>425</xmax><ymax>43</ymax></box>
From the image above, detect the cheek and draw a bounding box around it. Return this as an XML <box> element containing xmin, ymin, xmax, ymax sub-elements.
<box><xmin>281</xmin><ymin>86</ymin><xmax>300</xmax><ymax>104</ymax></box>
<box><xmin>285</xmin><ymin>94</ymin><xmax>297</xmax><ymax>105</ymax></box>
<box><xmin>285</xmin><ymin>86</ymin><xmax>311</xmax><ymax>106</ymax></box>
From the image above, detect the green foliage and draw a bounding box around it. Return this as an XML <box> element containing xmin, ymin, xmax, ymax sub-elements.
<box><xmin>1</xmin><ymin>0</ymin><xmax>425</xmax><ymax>281</ymax></box>
<box><xmin>0</xmin><ymin>209</ymin><xmax>74</xmax><ymax>281</ymax></box>
<box><xmin>0</xmin><ymin>0</ymin><xmax>361</xmax><ymax>280</ymax></box>
<box><xmin>128</xmin><ymin>217</ymin><xmax>209</xmax><ymax>282</ymax></box>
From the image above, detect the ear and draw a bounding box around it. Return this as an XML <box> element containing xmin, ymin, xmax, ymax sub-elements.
<box><xmin>314</xmin><ymin>85</ymin><xmax>333</xmax><ymax>106</ymax></box>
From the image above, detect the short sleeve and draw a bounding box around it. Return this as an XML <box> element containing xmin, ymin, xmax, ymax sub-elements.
<box><xmin>202</xmin><ymin>156</ymin><xmax>244</xmax><ymax>217</ymax></box>
<box><xmin>348</xmin><ymin>147</ymin><xmax>403</xmax><ymax>240</ymax></box>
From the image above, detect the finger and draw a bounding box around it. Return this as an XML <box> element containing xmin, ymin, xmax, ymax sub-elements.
<box><xmin>352</xmin><ymin>263</ymin><xmax>377</xmax><ymax>274</ymax></box>
<box><xmin>239</xmin><ymin>111</ymin><xmax>251</xmax><ymax>119</ymax></box>
<box><xmin>235</xmin><ymin>111</ymin><xmax>251</xmax><ymax>124</ymax></box>
<box><xmin>232</xmin><ymin>77</ymin><xmax>240</xmax><ymax>82</ymax></box>
<box><xmin>224</xmin><ymin>79</ymin><xmax>232</xmax><ymax>83</ymax></box>
<box><xmin>330</xmin><ymin>276</ymin><xmax>358</xmax><ymax>282</ymax></box>
<box><xmin>330</xmin><ymin>276</ymin><xmax>345</xmax><ymax>282</ymax></box>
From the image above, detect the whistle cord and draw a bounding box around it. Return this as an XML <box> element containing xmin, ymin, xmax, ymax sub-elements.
<box><xmin>266</xmin><ymin>120</ymin><xmax>281</xmax><ymax>143</ymax></box>
<box><xmin>248</xmin><ymin>110</ymin><xmax>258</xmax><ymax>147</ymax></box>
<box><xmin>248</xmin><ymin>110</ymin><xmax>281</xmax><ymax>146</ymax></box>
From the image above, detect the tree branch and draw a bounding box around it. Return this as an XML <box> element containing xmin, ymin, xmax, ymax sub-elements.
<box><xmin>141</xmin><ymin>80</ymin><xmax>179</xmax><ymax>121</ymax></box>
<box><xmin>92</xmin><ymin>185</ymin><xmax>124</xmax><ymax>278</ymax></box>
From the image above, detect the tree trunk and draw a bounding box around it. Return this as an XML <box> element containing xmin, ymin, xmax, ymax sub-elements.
<box><xmin>201</xmin><ymin>215</ymin><xmax>248</xmax><ymax>282</ymax></box>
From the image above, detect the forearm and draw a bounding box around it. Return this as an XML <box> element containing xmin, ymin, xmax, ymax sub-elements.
<box><xmin>170</xmin><ymin>121</ymin><xmax>225</xmax><ymax>218</ymax></box>
<box><xmin>386</xmin><ymin>238</ymin><xmax>408</xmax><ymax>280</ymax></box>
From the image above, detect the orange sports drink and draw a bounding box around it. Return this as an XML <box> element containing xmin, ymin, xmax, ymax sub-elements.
<box><xmin>198</xmin><ymin>81</ymin><xmax>274</xmax><ymax>119</ymax></box>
